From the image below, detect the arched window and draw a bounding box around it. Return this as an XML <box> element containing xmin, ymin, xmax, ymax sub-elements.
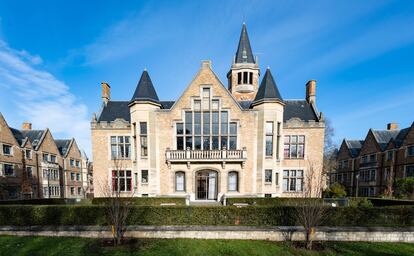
<box><xmin>175</xmin><ymin>172</ymin><xmax>185</xmax><ymax>192</ymax></box>
<box><xmin>228</xmin><ymin>171</ymin><xmax>238</xmax><ymax>192</ymax></box>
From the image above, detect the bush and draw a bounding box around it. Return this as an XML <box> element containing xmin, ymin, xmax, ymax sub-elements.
<box><xmin>91</xmin><ymin>197</ymin><xmax>186</xmax><ymax>206</ymax></box>
<box><xmin>324</xmin><ymin>183</ymin><xmax>347</xmax><ymax>198</ymax></box>
<box><xmin>394</xmin><ymin>178</ymin><xmax>414</xmax><ymax>199</ymax></box>
<box><xmin>0</xmin><ymin>205</ymin><xmax>413</xmax><ymax>227</ymax></box>
<box><xmin>349</xmin><ymin>198</ymin><xmax>373</xmax><ymax>208</ymax></box>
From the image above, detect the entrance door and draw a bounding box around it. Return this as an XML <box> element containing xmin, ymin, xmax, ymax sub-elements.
<box><xmin>196</xmin><ymin>170</ymin><xmax>218</xmax><ymax>200</ymax></box>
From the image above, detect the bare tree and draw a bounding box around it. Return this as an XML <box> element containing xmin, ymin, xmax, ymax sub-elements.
<box><xmin>323</xmin><ymin>118</ymin><xmax>338</xmax><ymax>190</ymax></box>
<box><xmin>295</xmin><ymin>160</ymin><xmax>327</xmax><ymax>250</ymax></box>
<box><xmin>97</xmin><ymin>158</ymin><xmax>135</xmax><ymax>246</ymax></box>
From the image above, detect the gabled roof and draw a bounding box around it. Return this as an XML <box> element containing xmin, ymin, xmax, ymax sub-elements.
<box><xmin>344</xmin><ymin>139</ymin><xmax>364</xmax><ymax>158</ymax></box>
<box><xmin>130</xmin><ymin>70</ymin><xmax>160</xmax><ymax>105</ymax></box>
<box><xmin>10</xmin><ymin>128</ymin><xmax>46</xmax><ymax>149</ymax></box>
<box><xmin>253</xmin><ymin>68</ymin><xmax>283</xmax><ymax>104</ymax></box>
<box><xmin>98</xmin><ymin>101</ymin><xmax>131</xmax><ymax>122</ymax></box>
<box><xmin>235</xmin><ymin>23</ymin><xmax>255</xmax><ymax>64</ymax></box>
<box><xmin>393</xmin><ymin>127</ymin><xmax>410</xmax><ymax>148</ymax></box>
<box><xmin>372</xmin><ymin>129</ymin><xmax>400</xmax><ymax>151</ymax></box>
<box><xmin>283</xmin><ymin>100</ymin><xmax>319</xmax><ymax>122</ymax></box>
<box><xmin>55</xmin><ymin>139</ymin><xmax>72</xmax><ymax>157</ymax></box>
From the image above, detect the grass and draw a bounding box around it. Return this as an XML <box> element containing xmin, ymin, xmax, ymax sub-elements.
<box><xmin>0</xmin><ymin>236</ymin><xmax>414</xmax><ymax>256</ymax></box>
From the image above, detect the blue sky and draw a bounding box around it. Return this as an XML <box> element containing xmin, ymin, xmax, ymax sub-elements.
<box><xmin>0</xmin><ymin>0</ymin><xmax>413</xmax><ymax>157</ymax></box>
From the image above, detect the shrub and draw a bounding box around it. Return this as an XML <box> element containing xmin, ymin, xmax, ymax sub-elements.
<box><xmin>349</xmin><ymin>198</ymin><xmax>373</xmax><ymax>208</ymax></box>
<box><xmin>394</xmin><ymin>178</ymin><xmax>414</xmax><ymax>199</ymax></box>
<box><xmin>324</xmin><ymin>183</ymin><xmax>347</xmax><ymax>198</ymax></box>
<box><xmin>0</xmin><ymin>205</ymin><xmax>413</xmax><ymax>227</ymax></box>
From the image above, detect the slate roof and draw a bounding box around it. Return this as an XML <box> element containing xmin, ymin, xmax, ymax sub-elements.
<box><xmin>130</xmin><ymin>70</ymin><xmax>160</xmax><ymax>104</ymax></box>
<box><xmin>10</xmin><ymin>128</ymin><xmax>45</xmax><ymax>148</ymax></box>
<box><xmin>235</xmin><ymin>23</ymin><xmax>255</xmax><ymax>64</ymax></box>
<box><xmin>160</xmin><ymin>101</ymin><xmax>175</xmax><ymax>109</ymax></box>
<box><xmin>345</xmin><ymin>139</ymin><xmax>364</xmax><ymax>157</ymax></box>
<box><xmin>372</xmin><ymin>129</ymin><xmax>400</xmax><ymax>151</ymax></box>
<box><xmin>253</xmin><ymin>69</ymin><xmax>283</xmax><ymax>103</ymax></box>
<box><xmin>393</xmin><ymin>127</ymin><xmax>410</xmax><ymax>147</ymax></box>
<box><xmin>283</xmin><ymin>100</ymin><xmax>319</xmax><ymax>122</ymax></box>
<box><xmin>98</xmin><ymin>101</ymin><xmax>131</xmax><ymax>122</ymax></box>
<box><xmin>238</xmin><ymin>101</ymin><xmax>253</xmax><ymax>110</ymax></box>
<box><xmin>55</xmin><ymin>139</ymin><xmax>72</xmax><ymax>156</ymax></box>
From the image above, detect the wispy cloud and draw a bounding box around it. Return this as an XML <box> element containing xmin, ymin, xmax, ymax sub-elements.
<box><xmin>0</xmin><ymin>40</ymin><xmax>91</xmax><ymax>156</ymax></box>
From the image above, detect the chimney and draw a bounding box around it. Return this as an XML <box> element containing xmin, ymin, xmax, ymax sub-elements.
<box><xmin>22</xmin><ymin>122</ymin><xmax>32</xmax><ymax>130</ymax></box>
<box><xmin>201</xmin><ymin>60</ymin><xmax>211</xmax><ymax>69</ymax></box>
<box><xmin>101</xmin><ymin>82</ymin><xmax>110</xmax><ymax>106</ymax></box>
<box><xmin>387</xmin><ymin>122</ymin><xmax>399</xmax><ymax>130</ymax></box>
<box><xmin>306</xmin><ymin>80</ymin><xmax>316</xmax><ymax>104</ymax></box>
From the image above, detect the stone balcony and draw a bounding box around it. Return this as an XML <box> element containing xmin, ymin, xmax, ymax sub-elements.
<box><xmin>165</xmin><ymin>148</ymin><xmax>247</xmax><ymax>168</ymax></box>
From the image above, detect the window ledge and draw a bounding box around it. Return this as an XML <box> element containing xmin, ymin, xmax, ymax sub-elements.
<box><xmin>264</xmin><ymin>182</ymin><xmax>272</xmax><ymax>185</ymax></box>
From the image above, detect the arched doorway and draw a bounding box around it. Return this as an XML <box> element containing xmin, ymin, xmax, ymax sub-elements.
<box><xmin>195</xmin><ymin>170</ymin><xmax>218</xmax><ymax>200</ymax></box>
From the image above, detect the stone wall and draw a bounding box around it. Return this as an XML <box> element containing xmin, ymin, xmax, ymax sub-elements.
<box><xmin>1</xmin><ymin>225</ymin><xmax>413</xmax><ymax>242</ymax></box>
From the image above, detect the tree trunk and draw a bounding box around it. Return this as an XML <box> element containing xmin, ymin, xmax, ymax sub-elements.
<box><xmin>305</xmin><ymin>228</ymin><xmax>313</xmax><ymax>250</ymax></box>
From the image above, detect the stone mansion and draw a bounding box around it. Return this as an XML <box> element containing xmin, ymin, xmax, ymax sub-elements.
<box><xmin>91</xmin><ymin>24</ymin><xmax>325</xmax><ymax>200</ymax></box>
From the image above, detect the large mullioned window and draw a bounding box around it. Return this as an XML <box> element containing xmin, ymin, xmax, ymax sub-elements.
<box><xmin>284</xmin><ymin>135</ymin><xmax>305</xmax><ymax>159</ymax></box>
<box><xmin>283</xmin><ymin>170</ymin><xmax>303</xmax><ymax>192</ymax></box>
<box><xmin>112</xmin><ymin>170</ymin><xmax>132</xmax><ymax>192</ymax></box>
<box><xmin>110</xmin><ymin>136</ymin><xmax>131</xmax><ymax>159</ymax></box>
<box><xmin>176</xmin><ymin>88</ymin><xmax>237</xmax><ymax>150</ymax></box>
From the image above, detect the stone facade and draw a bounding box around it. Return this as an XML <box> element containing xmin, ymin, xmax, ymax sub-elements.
<box><xmin>0</xmin><ymin>113</ymin><xmax>91</xmax><ymax>200</ymax></box>
<box><xmin>332</xmin><ymin>122</ymin><xmax>414</xmax><ymax>197</ymax></box>
<box><xmin>91</xmin><ymin>25</ymin><xmax>325</xmax><ymax>200</ymax></box>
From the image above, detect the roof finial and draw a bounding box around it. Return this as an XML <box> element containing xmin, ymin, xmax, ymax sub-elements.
<box><xmin>267</xmin><ymin>66</ymin><xmax>270</xmax><ymax>70</ymax></box>
<box><xmin>144</xmin><ymin>67</ymin><xmax>147</xmax><ymax>71</ymax></box>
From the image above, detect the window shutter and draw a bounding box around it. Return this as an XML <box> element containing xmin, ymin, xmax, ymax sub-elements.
<box><xmin>0</xmin><ymin>163</ymin><xmax>3</xmax><ymax>176</ymax></box>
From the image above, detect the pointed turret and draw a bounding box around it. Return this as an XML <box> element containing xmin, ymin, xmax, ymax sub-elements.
<box><xmin>235</xmin><ymin>23</ymin><xmax>255</xmax><ymax>64</ymax></box>
<box><xmin>130</xmin><ymin>70</ymin><xmax>160</xmax><ymax>106</ymax></box>
<box><xmin>252</xmin><ymin>68</ymin><xmax>283</xmax><ymax>105</ymax></box>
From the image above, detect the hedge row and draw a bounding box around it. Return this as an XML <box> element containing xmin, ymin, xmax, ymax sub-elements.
<box><xmin>365</xmin><ymin>198</ymin><xmax>414</xmax><ymax>207</ymax></box>
<box><xmin>91</xmin><ymin>197</ymin><xmax>186</xmax><ymax>206</ymax></box>
<box><xmin>226</xmin><ymin>197</ymin><xmax>322</xmax><ymax>206</ymax></box>
<box><xmin>227</xmin><ymin>197</ymin><xmax>414</xmax><ymax>207</ymax></box>
<box><xmin>0</xmin><ymin>197</ymin><xmax>186</xmax><ymax>206</ymax></box>
<box><xmin>0</xmin><ymin>205</ymin><xmax>413</xmax><ymax>227</ymax></box>
<box><xmin>0</xmin><ymin>199</ymin><xmax>80</xmax><ymax>205</ymax></box>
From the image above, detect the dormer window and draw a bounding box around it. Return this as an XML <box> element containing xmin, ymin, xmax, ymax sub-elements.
<box><xmin>242</xmin><ymin>48</ymin><xmax>247</xmax><ymax>61</ymax></box>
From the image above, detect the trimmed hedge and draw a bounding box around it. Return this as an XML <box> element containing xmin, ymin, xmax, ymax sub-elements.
<box><xmin>366</xmin><ymin>198</ymin><xmax>414</xmax><ymax>207</ymax></box>
<box><xmin>0</xmin><ymin>197</ymin><xmax>186</xmax><ymax>206</ymax></box>
<box><xmin>0</xmin><ymin>205</ymin><xmax>413</xmax><ymax>227</ymax></box>
<box><xmin>226</xmin><ymin>197</ymin><xmax>322</xmax><ymax>206</ymax></box>
<box><xmin>91</xmin><ymin>197</ymin><xmax>186</xmax><ymax>206</ymax></box>
<box><xmin>0</xmin><ymin>199</ymin><xmax>81</xmax><ymax>205</ymax></box>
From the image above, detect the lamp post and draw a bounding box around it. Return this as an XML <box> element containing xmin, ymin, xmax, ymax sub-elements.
<box><xmin>355</xmin><ymin>173</ymin><xmax>360</xmax><ymax>198</ymax></box>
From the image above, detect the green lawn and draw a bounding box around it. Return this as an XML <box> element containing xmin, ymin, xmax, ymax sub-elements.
<box><xmin>1</xmin><ymin>236</ymin><xmax>414</xmax><ymax>256</ymax></box>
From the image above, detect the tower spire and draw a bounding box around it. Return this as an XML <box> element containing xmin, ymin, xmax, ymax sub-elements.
<box><xmin>235</xmin><ymin>23</ymin><xmax>255</xmax><ymax>64</ymax></box>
